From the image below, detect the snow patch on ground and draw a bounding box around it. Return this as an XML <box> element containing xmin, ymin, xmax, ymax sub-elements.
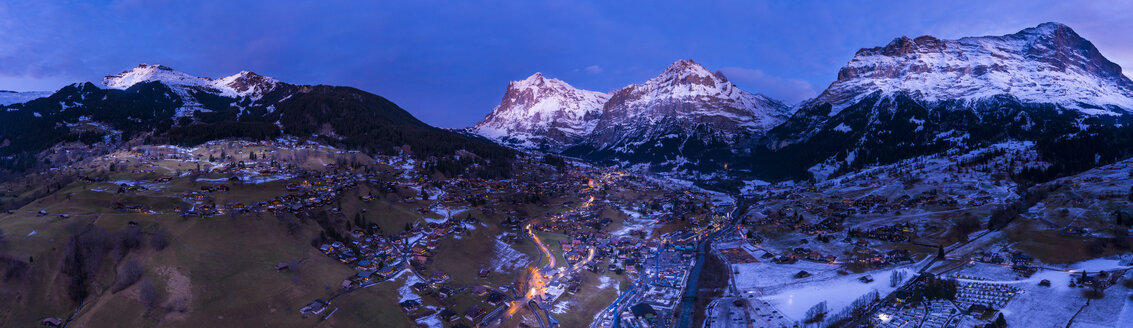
<box><xmin>552</xmin><ymin>300</ymin><xmax>573</xmax><ymax>314</ymax></box>
<box><xmin>491</xmin><ymin>239</ymin><xmax>530</xmax><ymax>273</ymax></box>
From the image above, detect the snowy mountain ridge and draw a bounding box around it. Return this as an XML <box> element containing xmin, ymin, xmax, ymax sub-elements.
<box><xmin>811</xmin><ymin>22</ymin><xmax>1133</xmax><ymax>116</ymax></box>
<box><xmin>103</xmin><ymin>64</ymin><xmax>282</xmax><ymax>117</ymax></box>
<box><xmin>473</xmin><ymin>59</ymin><xmax>790</xmax><ymax>152</ymax></box>
<box><xmin>588</xmin><ymin>59</ymin><xmax>790</xmax><ymax>146</ymax></box>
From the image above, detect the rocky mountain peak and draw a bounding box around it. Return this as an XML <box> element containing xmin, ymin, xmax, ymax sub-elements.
<box><xmin>1012</xmin><ymin>22</ymin><xmax>1126</xmax><ymax>81</ymax></box>
<box><xmin>650</xmin><ymin>59</ymin><xmax>721</xmax><ymax>87</ymax></box>
<box><xmin>214</xmin><ymin>70</ymin><xmax>280</xmax><ymax>98</ymax></box>
<box><xmin>472</xmin><ymin>73</ymin><xmax>610</xmax><ymax>148</ymax></box>
<box><xmin>103</xmin><ymin>64</ymin><xmax>209</xmax><ymax>89</ymax></box>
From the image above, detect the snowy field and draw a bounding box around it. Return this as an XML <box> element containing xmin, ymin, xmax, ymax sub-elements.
<box><xmin>733</xmin><ymin>261</ymin><xmax>918</xmax><ymax>321</ymax></box>
<box><xmin>947</xmin><ymin>256</ymin><xmax>1133</xmax><ymax>328</ymax></box>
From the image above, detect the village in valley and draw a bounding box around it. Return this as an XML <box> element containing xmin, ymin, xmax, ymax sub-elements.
<box><xmin>0</xmin><ymin>129</ymin><xmax>1132</xmax><ymax>328</ymax></box>
<box><xmin>0</xmin><ymin>136</ymin><xmax>754</xmax><ymax>328</ymax></box>
<box><xmin>2</xmin><ymin>135</ymin><xmax>1132</xmax><ymax>328</ymax></box>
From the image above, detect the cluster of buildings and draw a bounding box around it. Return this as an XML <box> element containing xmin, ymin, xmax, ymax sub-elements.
<box><xmin>973</xmin><ymin>248</ymin><xmax>1038</xmax><ymax>276</ymax></box>
<box><xmin>874</xmin><ymin>300</ymin><xmax>960</xmax><ymax>328</ymax></box>
<box><xmin>605</xmin><ymin>247</ymin><xmax>697</xmax><ymax>328</ymax></box>
<box><xmin>952</xmin><ymin>281</ymin><xmax>1019</xmax><ymax>315</ymax></box>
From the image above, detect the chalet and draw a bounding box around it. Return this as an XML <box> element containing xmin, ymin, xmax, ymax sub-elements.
<box><xmin>485</xmin><ymin>292</ymin><xmax>505</xmax><ymax>305</ymax></box>
<box><xmin>438</xmin><ymin>286</ymin><xmax>456</xmax><ymax>299</ymax></box>
<box><xmin>463</xmin><ymin>305</ymin><xmax>485</xmax><ymax>321</ymax></box>
<box><xmin>438</xmin><ymin>309</ymin><xmax>458</xmax><ymax>321</ymax></box>
<box><xmin>894</xmin><ymin>290</ymin><xmax>910</xmax><ymax>303</ymax></box>
<box><xmin>399</xmin><ymin>300</ymin><xmax>421</xmax><ymax>312</ymax></box>
<box><xmin>356</xmin><ymin>270</ymin><xmax>376</xmax><ymax>281</ymax></box>
<box><xmin>379</xmin><ymin>261</ymin><xmax>405</xmax><ymax>276</ymax></box>
<box><xmin>431</xmin><ymin>271</ymin><xmax>450</xmax><ymax>283</ymax></box>
<box><xmin>299</xmin><ymin>300</ymin><xmax>327</xmax><ymax>315</ymax></box>
<box><xmin>631</xmin><ymin>303</ymin><xmax>658</xmax><ymax>320</ymax></box>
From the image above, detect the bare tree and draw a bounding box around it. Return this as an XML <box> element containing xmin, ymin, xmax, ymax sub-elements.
<box><xmin>164</xmin><ymin>297</ymin><xmax>189</xmax><ymax>314</ymax></box>
<box><xmin>138</xmin><ymin>277</ymin><xmax>160</xmax><ymax>310</ymax></box>
<box><xmin>804</xmin><ymin>301</ymin><xmax>828</xmax><ymax>323</ymax></box>
<box><xmin>890</xmin><ymin>270</ymin><xmax>907</xmax><ymax>288</ymax></box>
<box><xmin>119</xmin><ymin>225</ymin><xmax>143</xmax><ymax>252</ymax></box>
<box><xmin>150</xmin><ymin>229</ymin><xmax>169</xmax><ymax>251</ymax></box>
<box><xmin>111</xmin><ymin>259</ymin><xmax>144</xmax><ymax>292</ymax></box>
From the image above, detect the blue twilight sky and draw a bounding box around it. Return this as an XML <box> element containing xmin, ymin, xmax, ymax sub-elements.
<box><xmin>1</xmin><ymin>0</ymin><xmax>1131</xmax><ymax>128</ymax></box>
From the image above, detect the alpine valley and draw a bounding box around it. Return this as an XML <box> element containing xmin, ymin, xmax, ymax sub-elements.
<box><xmin>2</xmin><ymin>21</ymin><xmax>1133</xmax><ymax>328</ymax></box>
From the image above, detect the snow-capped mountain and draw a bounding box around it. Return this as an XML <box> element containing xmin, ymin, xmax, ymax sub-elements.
<box><xmin>587</xmin><ymin>59</ymin><xmax>789</xmax><ymax>147</ymax></box>
<box><xmin>472</xmin><ymin>72</ymin><xmax>609</xmax><ymax>149</ymax></box>
<box><xmin>103</xmin><ymin>64</ymin><xmax>281</xmax><ymax>117</ymax></box>
<box><xmin>0</xmin><ymin>64</ymin><xmax>513</xmax><ymax>175</ymax></box>
<box><xmin>473</xmin><ymin>60</ymin><xmax>790</xmax><ymax>180</ymax></box>
<box><xmin>812</xmin><ymin>22</ymin><xmax>1133</xmax><ymax>116</ymax></box>
<box><xmin>104</xmin><ymin>64</ymin><xmax>280</xmax><ymax>99</ymax></box>
<box><xmin>756</xmin><ymin>22</ymin><xmax>1133</xmax><ymax>182</ymax></box>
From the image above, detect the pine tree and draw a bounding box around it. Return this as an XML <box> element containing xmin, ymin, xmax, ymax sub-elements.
<box><xmin>995</xmin><ymin>313</ymin><xmax>1006</xmax><ymax>327</ymax></box>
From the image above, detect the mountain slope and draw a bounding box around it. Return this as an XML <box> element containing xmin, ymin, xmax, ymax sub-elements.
<box><xmin>0</xmin><ymin>65</ymin><xmax>514</xmax><ymax>176</ymax></box>
<box><xmin>473</xmin><ymin>60</ymin><xmax>790</xmax><ymax>180</ymax></box>
<box><xmin>813</xmin><ymin>22</ymin><xmax>1133</xmax><ymax>117</ymax></box>
<box><xmin>579</xmin><ymin>60</ymin><xmax>789</xmax><ymax>159</ymax></box>
<box><xmin>472</xmin><ymin>73</ymin><xmax>609</xmax><ymax>150</ymax></box>
<box><xmin>755</xmin><ymin>22</ymin><xmax>1133</xmax><ymax>181</ymax></box>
